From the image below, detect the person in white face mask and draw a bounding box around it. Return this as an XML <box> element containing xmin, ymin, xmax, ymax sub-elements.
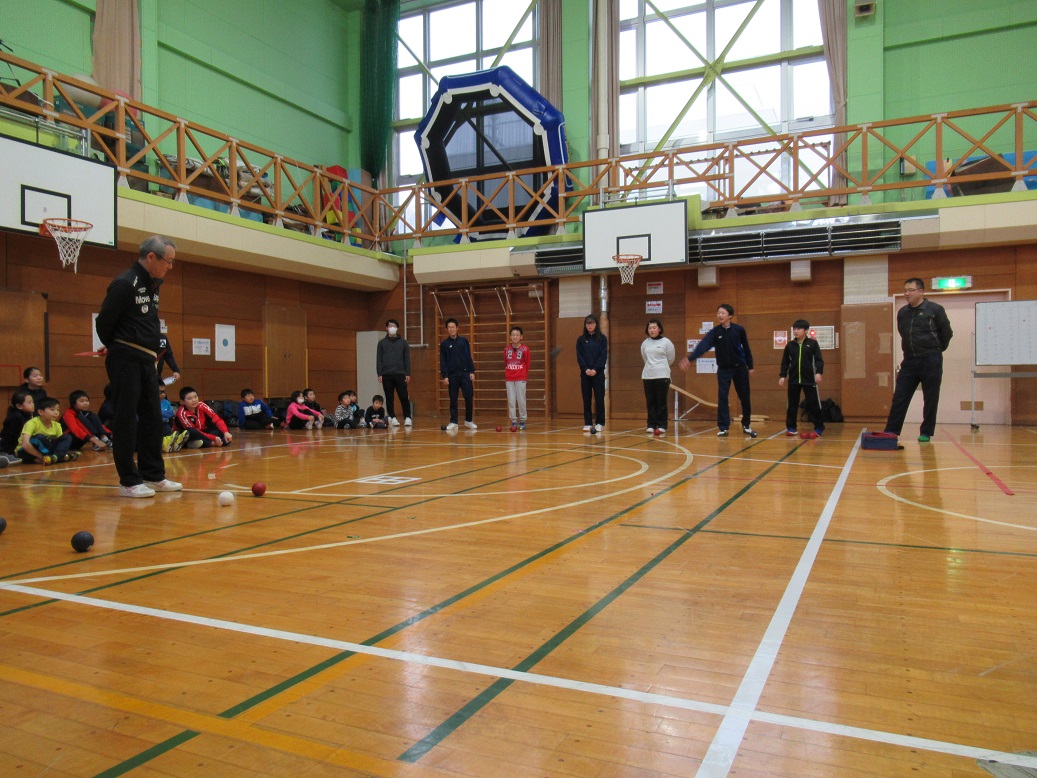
<box><xmin>376</xmin><ymin>318</ymin><xmax>412</xmax><ymax>427</ymax></box>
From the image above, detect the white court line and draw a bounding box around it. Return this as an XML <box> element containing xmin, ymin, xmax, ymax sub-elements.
<box><xmin>0</xmin><ymin>581</ymin><xmax>1033</xmax><ymax>771</ymax></box>
<box><xmin>7</xmin><ymin>444</ymin><xmax>696</xmax><ymax>585</ymax></box>
<box><xmin>292</xmin><ymin>443</ymin><xmax>610</xmax><ymax>493</ymax></box>
<box><xmin>878</xmin><ymin>465</ymin><xmax>1037</xmax><ymax>532</ymax></box>
<box><xmin>696</xmin><ymin>430</ymin><xmax>864</xmax><ymax>777</ymax></box>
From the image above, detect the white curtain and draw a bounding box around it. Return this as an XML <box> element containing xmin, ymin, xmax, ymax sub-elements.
<box><xmin>92</xmin><ymin>0</ymin><xmax>142</xmax><ymax>99</ymax></box>
<box><xmin>818</xmin><ymin>0</ymin><xmax>847</xmax><ymax>201</ymax></box>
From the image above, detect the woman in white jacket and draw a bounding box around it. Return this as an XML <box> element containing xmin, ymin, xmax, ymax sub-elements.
<box><xmin>641</xmin><ymin>318</ymin><xmax>676</xmax><ymax>434</ymax></box>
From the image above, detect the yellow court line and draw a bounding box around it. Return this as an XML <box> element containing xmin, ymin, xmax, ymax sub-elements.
<box><xmin>0</xmin><ymin>662</ymin><xmax>451</xmax><ymax>777</ymax></box>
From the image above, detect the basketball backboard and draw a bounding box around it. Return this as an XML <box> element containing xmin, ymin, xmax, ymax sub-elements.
<box><xmin>0</xmin><ymin>134</ymin><xmax>117</xmax><ymax>247</ymax></box>
<box><xmin>582</xmin><ymin>200</ymin><xmax>688</xmax><ymax>272</ymax></box>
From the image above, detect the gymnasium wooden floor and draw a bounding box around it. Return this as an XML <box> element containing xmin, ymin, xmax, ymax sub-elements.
<box><xmin>0</xmin><ymin>420</ymin><xmax>1034</xmax><ymax>777</ymax></box>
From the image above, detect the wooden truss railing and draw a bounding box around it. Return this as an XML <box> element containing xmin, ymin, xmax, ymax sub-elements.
<box><xmin>2</xmin><ymin>51</ymin><xmax>1036</xmax><ymax>254</ymax></box>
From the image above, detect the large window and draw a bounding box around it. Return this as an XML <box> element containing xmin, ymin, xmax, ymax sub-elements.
<box><xmin>394</xmin><ymin>0</ymin><xmax>538</xmax><ymax>190</ymax></box>
<box><xmin>618</xmin><ymin>0</ymin><xmax>831</xmax><ymax>152</ymax></box>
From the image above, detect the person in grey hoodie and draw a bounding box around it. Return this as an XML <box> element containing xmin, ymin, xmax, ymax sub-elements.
<box><xmin>376</xmin><ymin>318</ymin><xmax>412</xmax><ymax>427</ymax></box>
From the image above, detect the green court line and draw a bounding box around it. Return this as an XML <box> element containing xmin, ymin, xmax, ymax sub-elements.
<box><xmin>1</xmin><ymin>442</ymin><xmax>611</xmax><ymax>617</ymax></box>
<box><xmin>695</xmin><ymin>528</ymin><xmax>1037</xmax><ymax>559</ymax></box>
<box><xmin>398</xmin><ymin>444</ymin><xmax>803</xmax><ymax>762</ymax></box>
<box><xmin>93</xmin><ymin>731</ymin><xmax>199</xmax><ymax>778</ymax></box>
<box><xmin>1</xmin><ymin>437</ymin><xmax>582</xmax><ymax>582</ymax></box>
<box><xmin>82</xmin><ymin>439</ymin><xmax>680</xmax><ymax>778</ymax></box>
<box><xmin>87</xmin><ymin>439</ymin><xmax>754</xmax><ymax>778</ymax></box>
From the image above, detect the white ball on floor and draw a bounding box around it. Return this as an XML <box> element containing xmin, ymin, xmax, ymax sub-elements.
<box><xmin>217</xmin><ymin>491</ymin><xmax>235</xmax><ymax>506</ymax></box>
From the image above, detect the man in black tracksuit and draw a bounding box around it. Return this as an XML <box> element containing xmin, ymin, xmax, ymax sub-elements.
<box><xmin>95</xmin><ymin>235</ymin><xmax>181</xmax><ymax>497</ymax></box>
<box><xmin>884</xmin><ymin>277</ymin><xmax>953</xmax><ymax>442</ymax></box>
<box><xmin>680</xmin><ymin>304</ymin><xmax>757</xmax><ymax>437</ymax></box>
<box><xmin>439</xmin><ymin>318</ymin><xmax>476</xmax><ymax>429</ymax></box>
<box><xmin>779</xmin><ymin>319</ymin><xmax>825</xmax><ymax>436</ymax></box>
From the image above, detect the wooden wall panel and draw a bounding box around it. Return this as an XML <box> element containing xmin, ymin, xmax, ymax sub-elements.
<box><xmin>0</xmin><ymin>232</ymin><xmax>382</xmax><ymax>413</ymax></box>
<box><xmin>606</xmin><ymin>268</ymin><xmax>686</xmax><ymax>421</ymax></box>
<box><xmin>3</xmin><ymin>225</ymin><xmax>1034</xmax><ymax>426</ymax></box>
<box><xmin>888</xmin><ymin>245</ymin><xmax>1034</xmax><ymax>424</ymax></box>
<box><xmin>675</xmin><ymin>261</ymin><xmax>844</xmax><ymax>426</ymax></box>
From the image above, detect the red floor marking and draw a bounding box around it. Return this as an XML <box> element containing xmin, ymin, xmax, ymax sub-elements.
<box><xmin>946</xmin><ymin>436</ymin><xmax>1015</xmax><ymax>496</ymax></box>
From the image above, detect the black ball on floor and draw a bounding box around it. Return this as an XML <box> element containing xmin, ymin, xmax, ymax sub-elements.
<box><xmin>71</xmin><ymin>531</ymin><xmax>94</xmax><ymax>553</ymax></box>
<box><xmin>440</xmin><ymin>425</ymin><xmax>447</xmax><ymax>431</ymax></box>
<box><xmin>0</xmin><ymin>517</ymin><xmax>6</xmax><ymax>535</ymax></box>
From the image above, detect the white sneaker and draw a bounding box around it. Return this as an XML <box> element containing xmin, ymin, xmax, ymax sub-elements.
<box><xmin>464</xmin><ymin>420</ymin><xmax>477</xmax><ymax>429</ymax></box>
<box><xmin>446</xmin><ymin>422</ymin><xmax>459</xmax><ymax>430</ymax></box>
<box><xmin>389</xmin><ymin>417</ymin><xmax>400</xmax><ymax>427</ymax></box>
<box><xmin>145</xmin><ymin>479</ymin><xmax>182</xmax><ymax>492</ymax></box>
<box><xmin>647</xmin><ymin>427</ymin><xmax>655</xmax><ymax>433</ymax></box>
<box><xmin>582</xmin><ymin>425</ymin><xmax>592</xmax><ymax>432</ymax></box>
<box><xmin>305</xmin><ymin>419</ymin><xmax>314</xmax><ymax>430</ymax></box>
<box><xmin>594</xmin><ymin>424</ymin><xmax>604</xmax><ymax>432</ymax></box>
<box><xmin>119</xmin><ymin>483</ymin><xmax>156</xmax><ymax>499</ymax></box>
<box><xmin>404</xmin><ymin>417</ymin><xmax>412</xmax><ymax>427</ymax></box>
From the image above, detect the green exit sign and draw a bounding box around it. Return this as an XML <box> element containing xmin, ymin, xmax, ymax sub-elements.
<box><xmin>931</xmin><ymin>276</ymin><xmax>972</xmax><ymax>291</ymax></box>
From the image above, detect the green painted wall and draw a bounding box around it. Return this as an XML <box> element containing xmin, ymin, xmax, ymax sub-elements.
<box><xmin>848</xmin><ymin>0</ymin><xmax>1037</xmax><ymax>122</ymax></box>
<box><xmin>3</xmin><ymin>0</ymin><xmax>359</xmax><ymax>169</ymax></box>
<box><xmin>847</xmin><ymin>0</ymin><xmax>1037</xmax><ymax>202</ymax></box>
<box><xmin>147</xmin><ymin>0</ymin><xmax>359</xmax><ymax>167</ymax></box>
<box><xmin>1</xmin><ymin>0</ymin><xmax>95</xmax><ymax>78</ymax></box>
<box><xmin>559</xmin><ymin>0</ymin><xmax>592</xmax><ymax>165</ymax></box>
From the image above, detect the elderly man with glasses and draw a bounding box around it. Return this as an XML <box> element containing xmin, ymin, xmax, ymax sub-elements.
<box><xmin>884</xmin><ymin>277</ymin><xmax>954</xmax><ymax>443</ymax></box>
<box><xmin>95</xmin><ymin>235</ymin><xmax>182</xmax><ymax>497</ymax></box>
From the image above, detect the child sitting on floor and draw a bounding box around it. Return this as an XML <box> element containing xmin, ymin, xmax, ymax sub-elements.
<box><xmin>303</xmin><ymin>388</ymin><xmax>334</xmax><ymax>426</ymax></box>
<box><xmin>175</xmin><ymin>386</ymin><xmax>234</xmax><ymax>448</ymax></box>
<box><xmin>62</xmin><ymin>390</ymin><xmax>113</xmax><ymax>451</ymax></box>
<box><xmin>365</xmin><ymin>394</ymin><xmax>388</xmax><ymax>429</ymax></box>
<box><xmin>237</xmin><ymin>389</ymin><xmax>277</xmax><ymax>430</ymax></box>
<box><xmin>0</xmin><ymin>391</ymin><xmax>34</xmax><ymax>466</ymax></box>
<box><xmin>333</xmin><ymin>390</ymin><xmax>366</xmax><ymax>429</ymax></box>
<box><xmin>18</xmin><ymin>397</ymin><xmax>79</xmax><ymax>464</ymax></box>
<box><xmin>284</xmin><ymin>391</ymin><xmax>323</xmax><ymax>429</ymax></box>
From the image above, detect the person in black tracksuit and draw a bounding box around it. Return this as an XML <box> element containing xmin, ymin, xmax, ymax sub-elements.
<box><xmin>576</xmin><ymin>314</ymin><xmax>608</xmax><ymax>430</ymax></box>
<box><xmin>95</xmin><ymin>235</ymin><xmax>179</xmax><ymax>496</ymax></box>
<box><xmin>884</xmin><ymin>277</ymin><xmax>953</xmax><ymax>442</ymax></box>
<box><xmin>779</xmin><ymin>320</ymin><xmax>825</xmax><ymax>436</ymax></box>
<box><xmin>680</xmin><ymin>304</ymin><xmax>756</xmax><ymax>437</ymax></box>
<box><xmin>440</xmin><ymin>318</ymin><xmax>476</xmax><ymax>428</ymax></box>
<box><xmin>156</xmin><ymin>335</ymin><xmax>181</xmax><ymax>384</ymax></box>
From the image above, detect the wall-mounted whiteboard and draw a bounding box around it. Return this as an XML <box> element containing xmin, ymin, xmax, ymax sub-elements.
<box><xmin>975</xmin><ymin>300</ymin><xmax>1037</xmax><ymax>365</ymax></box>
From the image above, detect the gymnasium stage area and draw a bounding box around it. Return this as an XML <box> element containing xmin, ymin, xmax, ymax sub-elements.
<box><xmin>0</xmin><ymin>421</ymin><xmax>1034</xmax><ymax>777</ymax></box>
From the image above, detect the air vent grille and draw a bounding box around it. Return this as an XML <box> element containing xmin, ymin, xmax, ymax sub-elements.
<box><xmin>690</xmin><ymin>220</ymin><xmax>901</xmax><ymax>263</ymax></box>
<box><xmin>528</xmin><ymin>219</ymin><xmax>904</xmax><ymax>273</ymax></box>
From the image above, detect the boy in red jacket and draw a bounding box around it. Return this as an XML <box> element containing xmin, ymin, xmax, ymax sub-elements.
<box><xmin>175</xmin><ymin>386</ymin><xmax>233</xmax><ymax>448</ymax></box>
<box><xmin>504</xmin><ymin>326</ymin><xmax>530</xmax><ymax>430</ymax></box>
<box><xmin>62</xmin><ymin>390</ymin><xmax>113</xmax><ymax>451</ymax></box>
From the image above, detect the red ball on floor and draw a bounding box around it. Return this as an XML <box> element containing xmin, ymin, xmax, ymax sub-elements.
<box><xmin>252</xmin><ymin>482</ymin><xmax>267</xmax><ymax>497</ymax></box>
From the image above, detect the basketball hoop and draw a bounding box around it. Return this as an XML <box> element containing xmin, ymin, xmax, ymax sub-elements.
<box><xmin>613</xmin><ymin>254</ymin><xmax>641</xmax><ymax>285</ymax></box>
<box><xmin>40</xmin><ymin>218</ymin><xmax>93</xmax><ymax>273</ymax></box>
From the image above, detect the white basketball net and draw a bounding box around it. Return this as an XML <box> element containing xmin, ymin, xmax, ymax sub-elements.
<box><xmin>43</xmin><ymin>219</ymin><xmax>92</xmax><ymax>274</ymax></box>
<box><xmin>614</xmin><ymin>254</ymin><xmax>641</xmax><ymax>285</ymax></box>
